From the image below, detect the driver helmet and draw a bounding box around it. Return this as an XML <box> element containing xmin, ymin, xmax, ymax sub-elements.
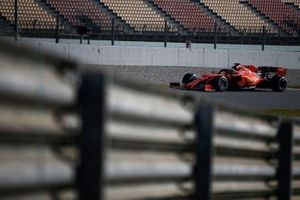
<box><xmin>232</xmin><ymin>63</ymin><xmax>240</xmax><ymax>70</ymax></box>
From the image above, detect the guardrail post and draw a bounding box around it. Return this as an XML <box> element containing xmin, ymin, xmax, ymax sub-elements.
<box><xmin>111</xmin><ymin>18</ymin><xmax>115</xmax><ymax>46</ymax></box>
<box><xmin>77</xmin><ymin>72</ymin><xmax>106</xmax><ymax>200</ymax></box>
<box><xmin>14</xmin><ymin>0</ymin><xmax>18</xmax><ymax>41</ymax></box>
<box><xmin>194</xmin><ymin>104</ymin><xmax>214</xmax><ymax>200</ymax></box>
<box><xmin>214</xmin><ymin>22</ymin><xmax>217</xmax><ymax>49</ymax></box>
<box><xmin>55</xmin><ymin>13</ymin><xmax>59</xmax><ymax>44</ymax></box>
<box><xmin>276</xmin><ymin>120</ymin><xmax>293</xmax><ymax>200</ymax></box>
<box><xmin>262</xmin><ymin>26</ymin><xmax>266</xmax><ymax>51</ymax></box>
<box><xmin>164</xmin><ymin>20</ymin><xmax>168</xmax><ymax>47</ymax></box>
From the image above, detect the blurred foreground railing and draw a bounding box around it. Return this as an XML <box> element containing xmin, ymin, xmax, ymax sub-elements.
<box><xmin>0</xmin><ymin>42</ymin><xmax>77</xmax><ymax>199</ymax></box>
<box><xmin>0</xmin><ymin>41</ymin><xmax>300</xmax><ymax>200</ymax></box>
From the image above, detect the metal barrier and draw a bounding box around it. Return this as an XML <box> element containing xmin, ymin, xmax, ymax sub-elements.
<box><xmin>87</xmin><ymin>76</ymin><xmax>292</xmax><ymax>200</ymax></box>
<box><xmin>0</xmin><ymin>41</ymin><xmax>78</xmax><ymax>199</ymax></box>
<box><xmin>293</xmin><ymin>123</ymin><xmax>300</xmax><ymax>198</ymax></box>
<box><xmin>0</xmin><ymin>41</ymin><xmax>299</xmax><ymax>200</ymax></box>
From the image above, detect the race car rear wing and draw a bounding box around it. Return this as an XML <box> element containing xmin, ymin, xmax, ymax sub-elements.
<box><xmin>258</xmin><ymin>66</ymin><xmax>287</xmax><ymax>76</ymax></box>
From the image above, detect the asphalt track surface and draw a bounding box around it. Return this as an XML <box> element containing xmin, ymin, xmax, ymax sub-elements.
<box><xmin>171</xmin><ymin>88</ymin><xmax>300</xmax><ymax>109</ymax></box>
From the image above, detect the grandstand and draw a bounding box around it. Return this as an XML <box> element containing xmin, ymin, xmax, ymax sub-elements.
<box><xmin>100</xmin><ymin>0</ymin><xmax>170</xmax><ymax>32</ymax></box>
<box><xmin>149</xmin><ymin>0</ymin><xmax>217</xmax><ymax>32</ymax></box>
<box><xmin>0</xmin><ymin>0</ymin><xmax>299</xmax><ymax>44</ymax></box>
<box><xmin>0</xmin><ymin>0</ymin><xmax>62</xmax><ymax>30</ymax></box>
<box><xmin>200</xmin><ymin>0</ymin><xmax>276</xmax><ymax>33</ymax></box>
<box><xmin>246</xmin><ymin>0</ymin><xmax>300</xmax><ymax>34</ymax></box>
<box><xmin>44</xmin><ymin>0</ymin><xmax>113</xmax><ymax>31</ymax></box>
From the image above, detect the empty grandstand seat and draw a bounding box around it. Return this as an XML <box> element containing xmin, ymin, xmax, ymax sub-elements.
<box><xmin>100</xmin><ymin>0</ymin><xmax>171</xmax><ymax>32</ymax></box>
<box><xmin>46</xmin><ymin>0</ymin><xmax>113</xmax><ymax>31</ymax></box>
<box><xmin>247</xmin><ymin>0</ymin><xmax>300</xmax><ymax>34</ymax></box>
<box><xmin>0</xmin><ymin>0</ymin><xmax>61</xmax><ymax>29</ymax></box>
<box><xmin>200</xmin><ymin>0</ymin><xmax>276</xmax><ymax>33</ymax></box>
<box><xmin>150</xmin><ymin>0</ymin><xmax>216</xmax><ymax>32</ymax></box>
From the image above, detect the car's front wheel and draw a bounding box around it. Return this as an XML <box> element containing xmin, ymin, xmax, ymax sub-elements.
<box><xmin>182</xmin><ymin>73</ymin><xmax>197</xmax><ymax>84</ymax></box>
<box><xmin>215</xmin><ymin>76</ymin><xmax>229</xmax><ymax>92</ymax></box>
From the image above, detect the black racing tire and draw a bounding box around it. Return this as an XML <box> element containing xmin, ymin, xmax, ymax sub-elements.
<box><xmin>182</xmin><ymin>73</ymin><xmax>197</xmax><ymax>84</ymax></box>
<box><xmin>215</xmin><ymin>76</ymin><xmax>229</xmax><ymax>92</ymax></box>
<box><xmin>271</xmin><ymin>76</ymin><xmax>287</xmax><ymax>92</ymax></box>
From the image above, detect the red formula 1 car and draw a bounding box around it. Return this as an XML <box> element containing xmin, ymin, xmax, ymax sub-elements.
<box><xmin>172</xmin><ymin>64</ymin><xmax>288</xmax><ymax>92</ymax></box>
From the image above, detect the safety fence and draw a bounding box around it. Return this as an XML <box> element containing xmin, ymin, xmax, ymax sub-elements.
<box><xmin>2</xmin><ymin>19</ymin><xmax>300</xmax><ymax>46</ymax></box>
<box><xmin>0</xmin><ymin>41</ymin><xmax>77</xmax><ymax>199</ymax></box>
<box><xmin>0</xmin><ymin>41</ymin><xmax>300</xmax><ymax>200</ymax></box>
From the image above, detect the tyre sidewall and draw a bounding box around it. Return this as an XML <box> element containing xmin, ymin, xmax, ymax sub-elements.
<box><xmin>271</xmin><ymin>76</ymin><xmax>287</xmax><ymax>92</ymax></box>
<box><xmin>216</xmin><ymin>76</ymin><xmax>229</xmax><ymax>91</ymax></box>
<box><xmin>182</xmin><ymin>73</ymin><xmax>197</xmax><ymax>84</ymax></box>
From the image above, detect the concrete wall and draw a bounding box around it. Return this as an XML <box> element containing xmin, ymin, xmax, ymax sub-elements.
<box><xmin>83</xmin><ymin>65</ymin><xmax>222</xmax><ymax>85</ymax></box>
<box><xmin>84</xmin><ymin>65</ymin><xmax>300</xmax><ymax>86</ymax></box>
<box><xmin>19</xmin><ymin>42</ymin><xmax>300</xmax><ymax>85</ymax></box>
<box><xmin>25</xmin><ymin>42</ymin><xmax>300</xmax><ymax>69</ymax></box>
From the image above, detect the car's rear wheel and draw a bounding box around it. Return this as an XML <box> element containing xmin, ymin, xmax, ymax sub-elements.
<box><xmin>271</xmin><ymin>76</ymin><xmax>287</xmax><ymax>92</ymax></box>
<box><xmin>215</xmin><ymin>76</ymin><xmax>229</xmax><ymax>92</ymax></box>
<box><xmin>182</xmin><ymin>73</ymin><xmax>197</xmax><ymax>84</ymax></box>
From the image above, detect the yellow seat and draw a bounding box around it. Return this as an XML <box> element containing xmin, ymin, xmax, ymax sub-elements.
<box><xmin>200</xmin><ymin>0</ymin><xmax>276</xmax><ymax>33</ymax></box>
<box><xmin>100</xmin><ymin>0</ymin><xmax>171</xmax><ymax>32</ymax></box>
<box><xmin>0</xmin><ymin>0</ymin><xmax>60</xmax><ymax>29</ymax></box>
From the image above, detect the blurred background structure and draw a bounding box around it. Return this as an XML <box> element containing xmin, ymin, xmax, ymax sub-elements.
<box><xmin>0</xmin><ymin>0</ymin><xmax>300</xmax><ymax>45</ymax></box>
